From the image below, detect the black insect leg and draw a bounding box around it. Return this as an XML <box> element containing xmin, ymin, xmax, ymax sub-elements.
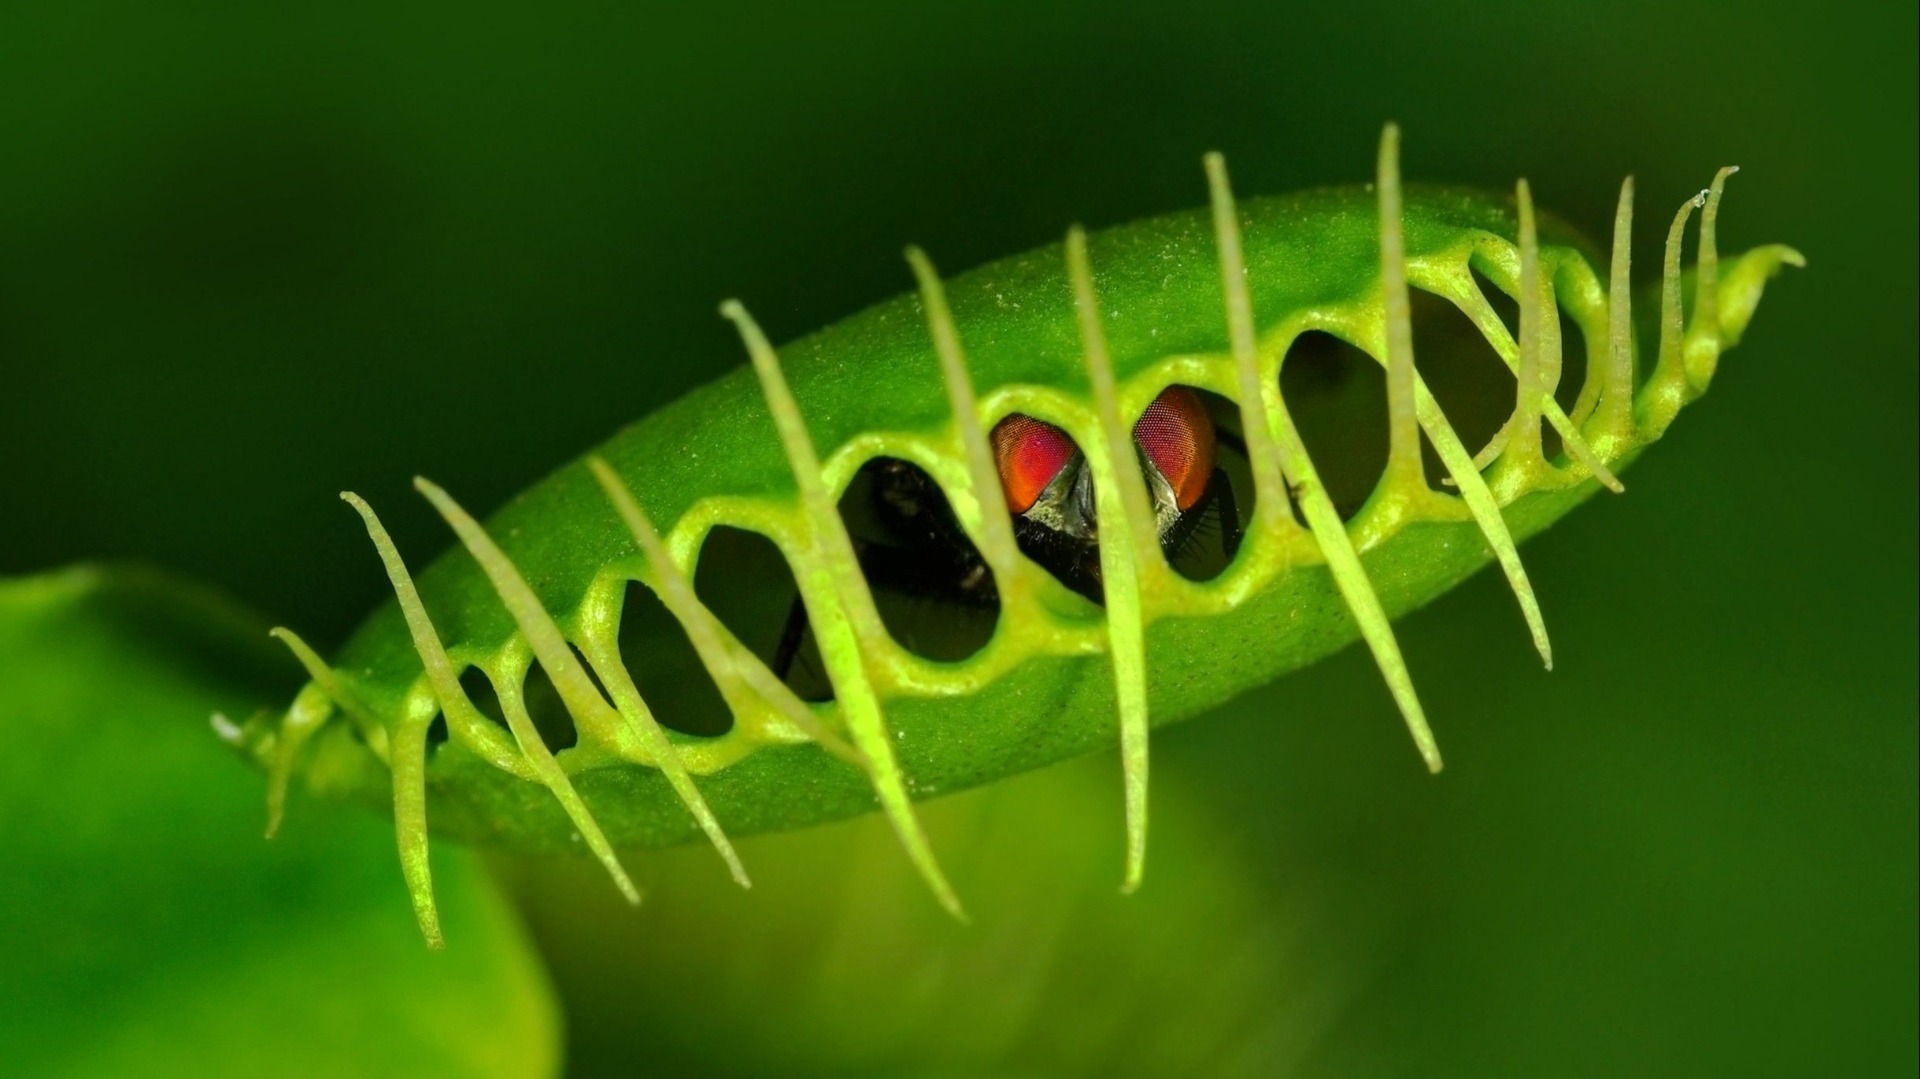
<box><xmin>1157</xmin><ymin>468</ymin><xmax>1244</xmax><ymax>579</ymax></box>
<box><xmin>1208</xmin><ymin>468</ymin><xmax>1243</xmax><ymax>557</ymax></box>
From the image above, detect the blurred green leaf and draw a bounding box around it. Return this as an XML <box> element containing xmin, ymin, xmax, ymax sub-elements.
<box><xmin>0</xmin><ymin>566</ymin><xmax>559</xmax><ymax>1078</ymax></box>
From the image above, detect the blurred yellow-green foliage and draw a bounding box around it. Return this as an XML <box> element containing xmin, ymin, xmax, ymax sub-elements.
<box><xmin>1</xmin><ymin>2</ymin><xmax>1913</xmax><ymax>1076</ymax></box>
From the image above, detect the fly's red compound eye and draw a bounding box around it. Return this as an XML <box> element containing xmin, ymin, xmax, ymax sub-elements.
<box><xmin>1133</xmin><ymin>386</ymin><xmax>1215</xmax><ymax>510</ymax></box>
<box><xmin>990</xmin><ymin>413</ymin><xmax>1077</xmax><ymax>514</ymax></box>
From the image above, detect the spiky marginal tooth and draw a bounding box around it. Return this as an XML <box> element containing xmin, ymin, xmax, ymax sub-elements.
<box><xmin>339</xmin><ymin>491</ymin><xmax>471</xmax><ymax>941</ymax></box>
<box><xmin>1665</xmin><ymin>193</ymin><xmax>1705</xmax><ymax>366</ymax></box>
<box><xmin>720</xmin><ymin>299</ymin><xmax>966</xmax><ymax>921</ymax></box>
<box><xmin>262</xmin><ymin>683</ymin><xmax>331</xmax><ymax>839</ymax></box>
<box><xmin>1206</xmin><ymin>141</ymin><xmax>1441</xmax><ymax>769</ymax></box>
<box><xmin>587</xmin><ymin>457</ymin><xmax>862</xmax><ymax>766</ymax></box>
<box><xmin>345</xmin><ymin>490</ymin><xmax>636</xmax><ymax>929</ymax></box>
<box><xmin>1453</xmin><ymin>275</ymin><xmax>1613</xmax><ymax>484</ymax></box>
<box><xmin>486</xmin><ymin>671</ymin><xmax>646</xmax><ymax>908</ymax></box>
<box><xmin>1498</xmin><ymin>178</ymin><xmax>1624</xmax><ymax>494</ymax></box>
<box><xmin>578</xmin><ymin>641</ymin><xmax>750</xmax><ymax>888</ymax></box>
<box><xmin>1509</xmin><ymin>180</ymin><xmax>1550</xmax><ymax>470</ymax></box>
<box><xmin>1375</xmin><ymin>124</ymin><xmax>1425</xmax><ymax>492</ymax></box>
<box><xmin>1640</xmin><ymin>188</ymin><xmax>1707</xmax><ymax>438</ymax></box>
<box><xmin>390</xmin><ymin>709</ymin><xmax>443</xmax><ymax>949</ymax></box>
<box><xmin>1534</xmin><ymin>255</ymin><xmax>1621</xmax><ymax>488</ymax></box>
<box><xmin>1495</xmin><ymin>184</ymin><xmax>1614</xmax><ymax>495</ymax></box>
<box><xmin>1411</xmin><ymin>385</ymin><xmax>1553</xmax><ymax>668</ymax></box>
<box><xmin>1267</xmin><ymin>399</ymin><xmax>1443</xmax><ymax>769</ymax></box>
<box><xmin>1203</xmin><ymin>152</ymin><xmax>1293</xmax><ymax>541</ymax></box>
<box><xmin>906</xmin><ymin>247</ymin><xmax>1021</xmax><ymax>584</ymax></box>
<box><xmin>412</xmin><ymin>478</ymin><xmax>649</xmax><ymax>903</ymax></box>
<box><xmin>1373</xmin><ymin>128</ymin><xmax>1553</xmax><ymax>669</ymax></box>
<box><xmin>335</xmin><ymin>494</ymin><xmax>531</xmax><ymax>780</ymax></box>
<box><xmin>269</xmin><ymin>627</ymin><xmax>389</xmax><ymax>755</ymax></box>
<box><xmin>1594</xmin><ymin>176</ymin><xmax>1637</xmax><ymax>443</ymax></box>
<box><xmin>1065</xmin><ymin>225</ymin><xmax>1159</xmax><ymax>894</ymax></box>
<box><xmin>1685</xmin><ymin>166</ymin><xmax>1738</xmax><ymax>393</ymax></box>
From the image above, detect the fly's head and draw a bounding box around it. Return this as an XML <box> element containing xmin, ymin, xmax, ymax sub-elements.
<box><xmin>991</xmin><ymin>387</ymin><xmax>1225</xmax><ymax>600</ymax></box>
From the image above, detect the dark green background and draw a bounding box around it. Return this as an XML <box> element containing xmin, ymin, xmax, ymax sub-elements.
<box><xmin>3</xmin><ymin>2</ymin><xmax>1913</xmax><ymax>1076</ymax></box>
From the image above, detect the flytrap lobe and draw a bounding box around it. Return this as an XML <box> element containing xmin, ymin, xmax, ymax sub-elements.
<box><xmin>230</xmin><ymin>125</ymin><xmax>1802</xmax><ymax>944</ymax></box>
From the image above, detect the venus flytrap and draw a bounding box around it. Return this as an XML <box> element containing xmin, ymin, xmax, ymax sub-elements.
<box><xmin>228</xmin><ymin>127</ymin><xmax>1801</xmax><ymax>944</ymax></box>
